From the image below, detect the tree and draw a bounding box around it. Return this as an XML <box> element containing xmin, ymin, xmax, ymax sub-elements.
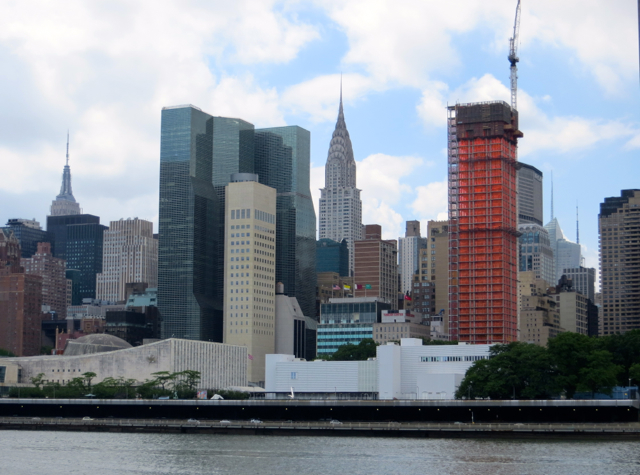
<box><xmin>0</xmin><ymin>348</ymin><xmax>15</xmax><ymax>357</ymax></box>
<box><xmin>577</xmin><ymin>350</ymin><xmax>622</xmax><ymax>397</ymax></box>
<box><xmin>331</xmin><ymin>339</ymin><xmax>377</xmax><ymax>361</ymax></box>
<box><xmin>630</xmin><ymin>363</ymin><xmax>640</xmax><ymax>386</ymax></box>
<box><xmin>82</xmin><ymin>372</ymin><xmax>97</xmax><ymax>391</ymax></box>
<box><xmin>151</xmin><ymin>371</ymin><xmax>172</xmax><ymax>390</ymax></box>
<box><xmin>30</xmin><ymin>373</ymin><xmax>46</xmax><ymax>390</ymax></box>
<box><xmin>596</xmin><ymin>330</ymin><xmax>640</xmax><ymax>386</ymax></box>
<box><xmin>547</xmin><ymin>332</ymin><xmax>594</xmax><ymax>398</ymax></box>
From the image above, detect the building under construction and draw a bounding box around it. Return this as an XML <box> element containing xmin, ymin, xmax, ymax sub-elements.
<box><xmin>447</xmin><ymin>101</ymin><xmax>522</xmax><ymax>344</ymax></box>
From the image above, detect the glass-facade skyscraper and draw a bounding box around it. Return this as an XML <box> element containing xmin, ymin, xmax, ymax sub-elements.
<box><xmin>158</xmin><ymin>105</ymin><xmax>255</xmax><ymax>341</ymax></box>
<box><xmin>255</xmin><ymin>126</ymin><xmax>317</xmax><ymax>320</ymax></box>
<box><xmin>66</xmin><ymin>223</ymin><xmax>107</xmax><ymax>301</ymax></box>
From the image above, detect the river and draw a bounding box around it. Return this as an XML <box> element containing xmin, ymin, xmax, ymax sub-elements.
<box><xmin>2</xmin><ymin>430</ymin><xmax>640</xmax><ymax>474</ymax></box>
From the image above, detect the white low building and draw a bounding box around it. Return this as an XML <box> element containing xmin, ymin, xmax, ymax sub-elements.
<box><xmin>266</xmin><ymin>339</ymin><xmax>491</xmax><ymax>399</ymax></box>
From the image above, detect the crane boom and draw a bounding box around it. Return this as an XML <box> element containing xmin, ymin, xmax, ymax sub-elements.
<box><xmin>508</xmin><ymin>0</ymin><xmax>521</xmax><ymax>111</ymax></box>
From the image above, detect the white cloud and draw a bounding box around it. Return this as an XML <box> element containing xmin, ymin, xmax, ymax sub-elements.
<box><xmin>411</xmin><ymin>180</ymin><xmax>449</xmax><ymax>222</ymax></box>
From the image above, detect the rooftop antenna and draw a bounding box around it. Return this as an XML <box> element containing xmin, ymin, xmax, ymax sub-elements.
<box><xmin>66</xmin><ymin>130</ymin><xmax>70</xmax><ymax>166</ymax></box>
<box><xmin>576</xmin><ymin>204</ymin><xmax>580</xmax><ymax>244</ymax></box>
<box><xmin>508</xmin><ymin>0</ymin><xmax>522</xmax><ymax>111</ymax></box>
<box><xmin>550</xmin><ymin>171</ymin><xmax>554</xmax><ymax>220</ymax></box>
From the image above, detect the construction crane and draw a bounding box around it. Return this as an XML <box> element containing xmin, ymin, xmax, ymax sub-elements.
<box><xmin>508</xmin><ymin>0</ymin><xmax>521</xmax><ymax>111</ymax></box>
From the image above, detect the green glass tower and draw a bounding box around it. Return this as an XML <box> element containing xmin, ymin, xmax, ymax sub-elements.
<box><xmin>255</xmin><ymin>126</ymin><xmax>317</xmax><ymax>320</ymax></box>
<box><xmin>158</xmin><ymin>105</ymin><xmax>255</xmax><ymax>341</ymax></box>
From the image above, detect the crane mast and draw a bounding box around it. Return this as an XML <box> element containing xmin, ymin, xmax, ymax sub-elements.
<box><xmin>508</xmin><ymin>0</ymin><xmax>521</xmax><ymax>111</ymax></box>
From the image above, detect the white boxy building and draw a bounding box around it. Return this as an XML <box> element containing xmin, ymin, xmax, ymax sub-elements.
<box><xmin>266</xmin><ymin>339</ymin><xmax>491</xmax><ymax>399</ymax></box>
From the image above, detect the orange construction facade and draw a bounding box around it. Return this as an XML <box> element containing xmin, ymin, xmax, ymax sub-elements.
<box><xmin>447</xmin><ymin>101</ymin><xmax>522</xmax><ymax>344</ymax></box>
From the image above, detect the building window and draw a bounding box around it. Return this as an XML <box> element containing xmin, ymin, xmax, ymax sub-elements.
<box><xmin>291</xmin><ymin>372</ymin><xmax>297</xmax><ymax>380</ymax></box>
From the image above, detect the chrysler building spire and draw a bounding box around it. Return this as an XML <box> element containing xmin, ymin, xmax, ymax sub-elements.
<box><xmin>318</xmin><ymin>81</ymin><xmax>363</xmax><ymax>276</ymax></box>
<box><xmin>50</xmin><ymin>132</ymin><xmax>81</xmax><ymax>216</ymax></box>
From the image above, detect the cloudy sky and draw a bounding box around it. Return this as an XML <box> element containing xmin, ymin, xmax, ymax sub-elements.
<box><xmin>1</xmin><ymin>0</ymin><xmax>639</xmax><ymax>280</ymax></box>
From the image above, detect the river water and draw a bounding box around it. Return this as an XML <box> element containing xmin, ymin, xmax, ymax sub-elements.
<box><xmin>2</xmin><ymin>430</ymin><xmax>640</xmax><ymax>475</ymax></box>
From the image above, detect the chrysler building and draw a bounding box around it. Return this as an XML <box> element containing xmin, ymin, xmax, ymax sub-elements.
<box><xmin>318</xmin><ymin>85</ymin><xmax>362</xmax><ymax>275</ymax></box>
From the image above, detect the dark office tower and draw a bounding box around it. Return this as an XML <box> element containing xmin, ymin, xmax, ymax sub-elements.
<box><xmin>517</xmin><ymin>163</ymin><xmax>543</xmax><ymax>225</ymax></box>
<box><xmin>447</xmin><ymin>101</ymin><xmax>522</xmax><ymax>344</ymax></box>
<box><xmin>158</xmin><ymin>105</ymin><xmax>255</xmax><ymax>342</ymax></box>
<box><xmin>316</xmin><ymin>238</ymin><xmax>349</xmax><ymax>276</ymax></box>
<box><xmin>66</xmin><ymin>223</ymin><xmax>107</xmax><ymax>301</ymax></box>
<box><xmin>255</xmin><ymin>126</ymin><xmax>317</xmax><ymax>320</ymax></box>
<box><xmin>46</xmin><ymin>214</ymin><xmax>100</xmax><ymax>261</ymax></box>
<box><xmin>599</xmin><ymin>189</ymin><xmax>640</xmax><ymax>335</ymax></box>
<box><xmin>1</xmin><ymin>219</ymin><xmax>53</xmax><ymax>258</ymax></box>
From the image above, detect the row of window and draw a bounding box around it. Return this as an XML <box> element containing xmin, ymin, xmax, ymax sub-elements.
<box><xmin>420</xmin><ymin>355</ymin><xmax>487</xmax><ymax>362</ymax></box>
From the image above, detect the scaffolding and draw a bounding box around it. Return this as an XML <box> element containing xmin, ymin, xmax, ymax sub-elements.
<box><xmin>448</xmin><ymin>101</ymin><xmax>521</xmax><ymax>344</ymax></box>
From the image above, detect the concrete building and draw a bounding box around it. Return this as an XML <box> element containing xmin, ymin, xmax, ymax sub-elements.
<box><xmin>554</xmin><ymin>280</ymin><xmax>589</xmax><ymax>336</ymax></box>
<box><xmin>517</xmin><ymin>163</ymin><xmax>543</xmax><ymax>226</ymax></box>
<box><xmin>21</xmin><ymin>242</ymin><xmax>67</xmax><ymax>319</ymax></box>
<box><xmin>316</xmin><ymin>238</ymin><xmax>349</xmax><ymax>277</ymax></box>
<box><xmin>266</xmin><ymin>339</ymin><xmax>492</xmax><ymax>400</ymax></box>
<box><xmin>354</xmin><ymin>225</ymin><xmax>397</xmax><ymax>304</ymax></box>
<box><xmin>318</xmin><ymin>89</ymin><xmax>363</xmax><ymax>277</ymax></box>
<box><xmin>275</xmin><ymin>282</ymin><xmax>317</xmax><ymax>360</ymax></box>
<box><xmin>373</xmin><ymin>310</ymin><xmax>430</xmax><ymax>345</ymax></box>
<box><xmin>545</xmin><ymin>217</ymin><xmax>582</xmax><ymax>285</ymax></box>
<box><xmin>410</xmin><ymin>278</ymin><xmax>436</xmax><ymax>320</ymax></box>
<box><xmin>1</xmin><ymin>219</ymin><xmax>53</xmax><ymax>258</ymax></box>
<box><xmin>1</xmin><ymin>338</ymin><xmax>248</xmax><ymax>390</ymax></box>
<box><xmin>562</xmin><ymin>266</ymin><xmax>596</xmax><ymax>302</ymax></box>
<box><xmin>518</xmin><ymin>223</ymin><xmax>555</xmax><ymax>286</ymax></box>
<box><xmin>96</xmin><ymin>218</ymin><xmax>158</xmax><ymax>303</ymax></box>
<box><xmin>398</xmin><ymin>220</ymin><xmax>427</xmax><ymax>294</ymax></box>
<box><xmin>317</xmin><ymin>297</ymin><xmax>391</xmax><ymax>356</ymax></box>
<box><xmin>223</xmin><ymin>174</ymin><xmax>277</xmax><ymax>385</ymax></box>
<box><xmin>419</xmin><ymin>220</ymin><xmax>450</xmax><ymax>334</ymax></box>
<box><xmin>447</xmin><ymin>101</ymin><xmax>521</xmax><ymax>344</ymax></box>
<box><xmin>599</xmin><ymin>190</ymin><xmax>640</xmax><ymax>335</ymax></box>
<box><xmin>519</xmin><ymin>284</ymin><xmax>562</xmax><ymax>347</ymax></box>
<box><xmin>49</xmin><ymin>134</ymin><xmax>81</xmax><ymax>217</ymax></box>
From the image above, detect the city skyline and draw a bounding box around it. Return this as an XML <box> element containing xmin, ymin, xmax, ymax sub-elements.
<box><xmin>1</xmin><ymin>1</ymin><xmax>639</xmax><ymax>286</ymax></box>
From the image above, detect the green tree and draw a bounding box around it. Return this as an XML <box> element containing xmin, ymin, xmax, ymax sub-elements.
<box><xmin>629</xmin><ymin>363</ymin><xmax>640</xmax><ymax>386</ymax></box>
<box><xmin>151</xmin><ymin>371</ymin><xmax>173</xmax><ymax>390</ymax></box>
<box><xmin>547</xmin><ymin>332</ymin><xmax>594</xmax><ymax>398</ymax></box>
<box><xmin>0</xmin><ymin>348</ymin><xmax>15</xmax><ymax>357</ymax></box>
<box><xmin>331</xmin><ymin>339</ymin><xmax>377</xmax><ymax>361</ymax></box>
<box><xmin>30</xmin><ymin>373</ymin><xmax>46</xmax><ymax>390</ymax></box>
<box><xmin>82</xmin><ymin>372</ymin><xmax>97</xmax><ymax>391</ymax></box>
<box><xmin>577</xmin><ymin>350</ymin><xmax>622</xmax><ymax>397</ymax></box>
<box><xmin>596</xmin><ymin>330</ymin><xmax>640</xmax><ymax>386</ymax></box>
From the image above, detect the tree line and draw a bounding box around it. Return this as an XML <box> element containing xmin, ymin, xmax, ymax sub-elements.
<box><xmin>456</xmin><ymin>331</ymin><xmax>640</xmax><ymax>400</ymax></box>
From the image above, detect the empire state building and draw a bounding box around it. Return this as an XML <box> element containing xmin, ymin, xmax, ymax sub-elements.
<box><xmin>318</xmin><ymin>86</ymin><xmax>362</xmax><ymax>276</ymax></box>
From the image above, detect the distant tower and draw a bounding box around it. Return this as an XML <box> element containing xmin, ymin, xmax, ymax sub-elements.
<box><xmin>50</xmin><ymin>132</ymin><xmax>81</xmax><ymax>217</ymax></box>
<box><xmin>318</xmin><ymin>81</ymin><xmax>363</xmax><ymax>276</ymax></box>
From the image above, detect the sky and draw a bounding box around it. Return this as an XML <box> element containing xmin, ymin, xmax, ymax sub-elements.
<box><xmin>1</xmin><ymin>0</ymin><xmax>639</xmax><ymax>285</ymax></box>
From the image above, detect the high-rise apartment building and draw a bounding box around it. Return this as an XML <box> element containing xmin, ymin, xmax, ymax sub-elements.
<box><xmin>158</xmin><ymin>105</ymin><xmax>255</xmax><ymax>342</ymax></box>
<box><xmin>562</xmin><ymin>266</ymin><xmax>595</xmax><ymax>302</ymax></box>
<box><xmin>21</xmin><ymin>242</ymin><xmax>67</xmax><ymax>319</ymax></box>
<box><xmin>398</xmin><ymin>220</ymin><xmax>427</xmax><ymax>294</ymax></box>
<box><xmin>447</xmin><ymin>101</ymin><xmax>521</xmax><ymax>344</ymax></box>
<box><xmin>1</xmin><ymin>219</ymin><xmax>53</xmax><ymax>258</ymax></box>
<box><xmin>318</xmin><ymin>90</ymin><xmax>363</xmax><ymax>276</ymax></box>
<box><xmin>420</xmin><ymin>220</ymin><xmax>450</xmax><ymax>332</ymax></box>
<box><xmin>519</xmin><ymin>272</ymin><xmax>562</xmax><ymax>346</ymax></box>
<box><xmin>66</xmin><ymin>223</ymin><xmax>107</xmax><ymax>301</ymax></box>
<box><xmin>354</xmin><ymin>225</ymin><xmax>397</xmax><ymax>304</ymax></box>
<box><xmin>255</xmin><ymin>126</ymin><xmax>317</xmax><ymax>320</ymax></box>
<box><xmin>517</xmin><ymin>163</ymin><xmax>543</xmax><ymax>225</ymax></box>
<box><xmin>97</xmin><ymin>218</ymin><xmax>158</xmax><ymax>302</ymax></box>
<box><xmin>599</xmin><ymin>189</ymin><xmax>640</xmax><ymax>335</ymax></box>
<box><xmin>223</xmin><ymin>174</ymin><xmax>277</xmax><ymax>384</ymax></box>
<box><xmin>50</xmin><ymin>134</ymin><xmax>81</xmax><ymax>217</ymax></box>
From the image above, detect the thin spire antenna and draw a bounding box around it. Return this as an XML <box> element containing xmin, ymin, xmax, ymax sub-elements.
<box><xmin>340</xmin><ymin>73</ymin><xmax>343</xmax><ymax>104</ymax></box>
<box><xmin>550</xmin><ymin>171</ymin><xmax>554</xmax><ymax>220</ymax></box>
<box><xmin>576</xmin><ymin>204</ymin><xmax>580</xmax><ymax>244</ymax></box>
<box><xmin>66</xmin><ymin>130</ymin><xmax>70</xmax><ymax>166</ymax></box>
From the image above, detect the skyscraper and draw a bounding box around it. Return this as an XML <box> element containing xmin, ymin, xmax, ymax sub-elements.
<box><xmin>545</xmin><ymin>217</ymin><xmax>581</xmax><ymax>284</ymax></box>
<box><xmin>46</xmin><ymin>214</ymin><xmax>100</xmax><ymax>261</ymax></box>
<box><xmin>398</xmin><ymin>220</ymin><xmax>427</xmax><ymax>294</ymax></box>
<box><xmin>518</xmin><ymin>223</ymin><xmax>555</xmax><ymax>286</ymax></box>
<box><xmin>562</xmin><ymin>266</ymin><xmax>595</xmax><ymax>302</ymax></box>
<box><xmin>96</xmin><ymin>218</ymin><xmax>158</xmax><ymax>303</ymax></box>
<box><xmin>318</xmin><ymin>88</ymin><xmax>363</xmax><ymax>276</ymax></box>
<box><xmin>158</xmin><ymin>105</ymin><xmax>255</xmax><ymax>342</ymax></box>
<box><xmin>1</xmin><ymin>219</ymin><xmax>53</xmax><ymax>258</ymax></box>
<box><xmin>599</xmin><ymin>189</ymin><xmax>640</xmax><ymax>335</ymax></box>
<box><xmin>354</xmin><ymin>224</ymin><xmax>397</xmax><ymax>304</ymax></box>
<box><xmin>66</xmin><ymin>222</ymin><xmax>107</xmax><ymax>301</ymax></box>
<box><xmin>316</xmin><ymin>238</ymin><xmax>349</xmax><ymax>276</ymax></box>
<box><xmin>255</xmin><ymin>126</ymin><xmax>317</xmax><ymax>320</ymax></box>
<box><xmin>50</xmin><ymin>133</ymin><xmax>81</xmax><ymax>217</ymax></box>
<box><xmin>21</xmin><ymin>242</ymin><xmax>67</xmax><ymax>318</ymax></box>
<box><xmin>223</xmin><ymin>174</ymin><xmax>277</xmax><ymax>384</ymax></box>
<box><xmin>517</xmin><ymin>163</ymin><xmax>543</xmax><ymax>225</ymax></box>
<box><xmin>447</xmin><ymin>101</ymin><xmax>522</xmax><ymax>344</ymax></box>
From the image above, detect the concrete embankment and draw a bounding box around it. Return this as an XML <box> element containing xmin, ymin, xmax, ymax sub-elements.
<box><xmin>2</xmin><ymin>417</ymin><xmax>640</xmax><ymax>439</ymax></box>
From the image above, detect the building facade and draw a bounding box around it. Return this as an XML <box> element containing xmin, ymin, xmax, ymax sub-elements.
<box><xmin>517</xmin><ymin>163</ymin><xmax>543</xmax><ymax>225</ymax></box>
<box><xmin>354</xmin><ymin>225</ymin><xmax>397</xmax><ymax>304</ymax></box>
<box><xmin>518</xmin><ymin>223</ymin><xmax>555</xmax><ymax>286</ymax></box>
<box><xmin>255</xmin><ymin>126</ymin><xmax>317</xmax><ymax>320</ymax></box>
<box><xmin>398</xmin><ymin>220</ymin><xmax>427</xmax><ymax>294</ymax></box>
<box><xmin>447</xmin><ymin>101</ymin><xmax>521</xmax><ymax>344</ymax></box>
<box><xmin>545</xmin><ymin>217</ymin><xmax>581</xmax><ymax>285</ymax></box>
<box><xmin>599</xmin><ymin>190</ymin><xmax>640</xmax><ymax>335</ymax></box>
<box><xmin>318</xmin><ymin>91</ymin><xmax>363</xmax><ymax>276</ymax></box>
<box><xmin>96</xmin><ymin>218</ymin><xmax>158</xmax><ymax>302</ymax></box>
<box><xmin>223</xmin><ymin>174</ymin><xmax>277</xmax><ymax>384</ymax></box>
<box><xmin>562</xmin><ymin>266</ymin><xmax>596</xmax><ymax>302</ymax></box>
<box><xmin>46</xmin><ymin>214</ymin><xmax>101</xmax><ymax>262</ymax></box>
<box><xmin>1</xmin><ymin>219</ymin><xmax>53</xmax><ymax>258</ymax></box>
<box><xmin>66</xmin><ymin>223</ymin><xmax>107</xmax><ymax>301</ymax></box>
<box><xmin>421</xmin><ymin>220</ymin><xmax>449</xmax><ymax>333</ymax></box>
<box><xmin>316</xmin><ymin>238</ymin><xmax>349</xmax><ymax>276</ymax></box>
<box><xmin>50</xmin><ymin>134</ymin><xmax>81</xmax><ymax>217</ymax></box>
<box><xmin>21</xmin><ymin>242</ymin><xmax>67</xmax><ymax>319</ymax></box>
